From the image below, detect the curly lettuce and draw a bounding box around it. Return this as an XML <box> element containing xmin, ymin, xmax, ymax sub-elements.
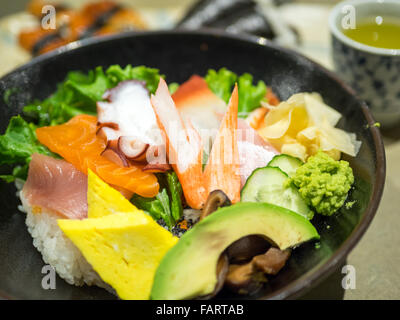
<box><xmin>205</xmin><ymin>67</ymin><xmax>268</xmax><ymax>118</ymax></box>
<box><xmin>23</xmin><ymin>65</ymin><xmax>170</xmax><ymax>127</ymax></box>
<box><xmin>2</xmin><ymin>65</ymin><xmax>175</xmax><ymax>182</ymax></box>
<box><xmin>0</xmin><ymin>116</ymin><xmax>55</xmax><ymax>182</ymax></box>
<box><xmin>131</xmin><ymin>172</ymin><xmax>183</xmax><ymax>230</ymax></box>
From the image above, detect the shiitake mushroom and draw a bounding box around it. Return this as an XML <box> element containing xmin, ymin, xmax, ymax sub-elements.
<box><xmin>200</xmin><ymin>190</ymin><xmax>232</xmax><ymax>221</ymax></box>
<box><xmin>227</xmin><ymin>235</ymin><xmax>271</xmax><ymax>264</ymax></box>
<box><xmin>224</xmin><ymin>247</ymin><xmax>291</xmax><ymax>295</ymax></box>
<box><xmin>195</xmin><ymin>191</ymin><xmax>292</xmax><ymax>298</ymax></box>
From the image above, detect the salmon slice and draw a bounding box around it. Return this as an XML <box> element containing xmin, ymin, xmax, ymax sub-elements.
<box><xmin>36</xmin><ymin>115</ymin><xmax>159</xmax><ymax>198</ymax></box>
<box><xmin>151</xmin><ymin>79</ymin><xmax>241</xmax><ymax>209</ymax></box>
<box><xmin>22</xmin><ymin>153</ymin><xmax>88</xmax><ymax>219</ymax></box>
<box><xmin>204</xmin><ymin>84</ymin><xmax>241</xmax><ymax>204</ymax></box>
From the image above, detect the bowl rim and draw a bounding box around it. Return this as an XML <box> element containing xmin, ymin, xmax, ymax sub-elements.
<box><xmin>0</xmin><ymin>29</ymin><xmax>386</xmax><ymax>300</ymax></box>
<box><xmin>329</xmin><ymin>0</ymin><xmax>400</xmax><ymax>56</ymax></box>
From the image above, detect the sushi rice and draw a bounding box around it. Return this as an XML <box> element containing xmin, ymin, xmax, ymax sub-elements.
<box><xmin>16</xmin><ymin>180</ymin><xmax>112</xmax><ymax>292</ymax></box>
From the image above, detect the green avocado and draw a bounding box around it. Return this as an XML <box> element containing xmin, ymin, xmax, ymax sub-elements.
<box><xmin>150</xmin><ymin>202</ymin><xmax>319</xmax><ymax>300</ymax></box>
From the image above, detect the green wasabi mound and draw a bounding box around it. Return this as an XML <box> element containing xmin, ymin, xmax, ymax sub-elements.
<box><xmin>289</xmin><ymin>151</ymin><xmax>354</xmax><ymax>216</ymax></box>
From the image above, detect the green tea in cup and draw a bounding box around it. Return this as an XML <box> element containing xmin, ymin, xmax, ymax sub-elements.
<box><xmin>343</xmin><ymin>16</ymin><xmax>400</xmax><ymax>49</ymax></box>
<box><xmin>330</xmin><ymin>0</ymin><xmax>400</xmax><ymax>128</ymax></box>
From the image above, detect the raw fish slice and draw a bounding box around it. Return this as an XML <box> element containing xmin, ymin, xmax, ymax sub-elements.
<box><xmin>22</xmin><ymin>153</ymin><xmax>88</xmax><ymax>219</ymax></box>
<box><xmin>36</xmin><ymin>115</ymin><xmax>159</xmax><ymax>198</ymax></box>
<box><xmin>173</xmin><ymin>75</ymin><xmax>278</xmax><ymax>188</ymax></box>
<box><xmin>152</xmin><ymin>79</ymin><xmax>241</xmax><ymax>208</ymax></box>
<box><xmin>173</xmin><ymin>75</ymin><xmax>226</xmax><ymax>135</ymax></box>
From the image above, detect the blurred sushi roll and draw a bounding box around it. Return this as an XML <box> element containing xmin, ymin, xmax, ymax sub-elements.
<box><xmin>176</xmin><ymin>0</ymin><xmax>300</xmax><ymax>47</ymax></box>
<box><xmin>204</xmin><ymin>5</ymin><xmax>276</xmax><ymax>40</ymax></box>
<box><xmin>177</xmin><ymin>0</ymin><xmax>257</xmax><ymax>29</ymax></box>
<box><xmin>18</xmin><ymin>0</ymin><xmax>147</xmax><ymax>56</ymax></box>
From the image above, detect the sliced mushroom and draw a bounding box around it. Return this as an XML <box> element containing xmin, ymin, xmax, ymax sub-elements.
<box><xmin>224</xmin><ymin>246</ymin><xmax>291</xmax><ymax>295</ymax></box>
<box><xmin>214</xmin><ymin>254</ymin><xmax>229</xmax><ymax>296</ymax></box>
<box><xmin>227</xmin><ymin>235</ymin><xmax>271</xmax><ymax>264</ymax></box>
<box><xmin>200</xmin><ymin>190</ymin><xmax>231</xmax><ymax>221</ymax></box>
<box><xmin>118</xmin><ymin>136</ymin><xmax>149</xmax><ymax>161</ymax></box>
<box><xmin>252</xmin><ymin>248</ymin><xmax>291</xmax><ymax>275</ymax></box>
<box><xmin>224</xmin><ymin>261</ymin><xmax>266</xmax><ymax>295</ymax></box>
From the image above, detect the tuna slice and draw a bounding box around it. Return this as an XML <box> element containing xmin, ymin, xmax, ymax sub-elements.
<box><xmin>22</xmin><ymin>153</ymin><xmax>88</xmax><ymax>219</ymax></box>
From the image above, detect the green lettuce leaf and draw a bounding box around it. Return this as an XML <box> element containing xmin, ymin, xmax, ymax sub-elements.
<box><xmin>130</xmin><ymin>193</ymin><xmax>164</xmax><ymax>221</ymax></box>
<box><xmin>1</xmin><ymin>64</ymin><xmax>174</xmax><ymax>184</ymax></box>
<box><xmin>168</xmin><ymin>82</ymin><xmax>180</xmax><ymax>95</ymax></box>
<box><xmin>237</xmin><ymin>73</ymin><xmax>267</xmax><ymax>117</ymax></box>
<box><xmin>65</xmin><ymin>67</ymin><xmax>112</xmax><ymax>107</ymax></box>
<box><xmin>0</xmin><ymin>116</ymin><xmax>55</xmax><ymax>182</ymax></box>
<box><xmin>23</xmin><ymin>65</ymin><xmax>168</xmax><ymax>127</ymax></box>
<box><xmin>131</xmin><ymin>190</ymin><xmax>175</xmax><ymax>230</ymax></box>
<box><xmin>205</xmin><ymin>68</ymin><xmax>268</xmax><ymax>118</ymax></box>
<box><xmin>165</xmin><ymin>172</ymin><xmax>183</xmax><ymax>222</ymax></box>
<box><xmin>205</xmin><ymin>68</ymin><xmax>237</xmax><ymax>103</ymax></box>
<box><xmin>106</xmin><ymin>65</ymin><xmax>164</xmax><ymax>94</ymax></box>
<box><xmin>0</xmin><ymin>165</ymin><xmax>29</xmax><ymax>183</ymax></box>
<box><xmin>130</xmin><ymin>172</ymin><xmax>183</xmax><ymax>230</ymax></box>
<box><xmin>22</xmin><ymin>68</ymin><xmax>106</xmax><ymax>126</ymax></box>
<box><xmin>156</xmin><ymin>189</ymin><xmax>174</xmax><ymax>229</ymax></box>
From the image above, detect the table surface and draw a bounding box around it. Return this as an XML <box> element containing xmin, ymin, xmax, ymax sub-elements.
<box><xmin>0</xmin><ymin>0</ymin><xmax>398</xmax><ymax>300</ymax></box>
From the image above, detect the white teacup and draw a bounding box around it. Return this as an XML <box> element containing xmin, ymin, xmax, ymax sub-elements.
<box><xmin>329</xmin><ymin>0</ymin><xmax>400</xmax><ymax>128</ymax></box>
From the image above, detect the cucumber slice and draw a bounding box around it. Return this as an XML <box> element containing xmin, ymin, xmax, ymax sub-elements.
<box><xmin>268</xmin><ymin>154</ymin><xmax>303</xmax><ymax>177</ymax></box>
<box><xmin>241</xmin><ymin>166</ymin><xmax>313</xmax><ymax>220</ymax></box>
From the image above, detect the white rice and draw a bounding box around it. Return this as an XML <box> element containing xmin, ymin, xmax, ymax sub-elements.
<box><xmin>18</xmin><ymin>185</ymin><xmax>113</xmax><ymax>293</ymax></box>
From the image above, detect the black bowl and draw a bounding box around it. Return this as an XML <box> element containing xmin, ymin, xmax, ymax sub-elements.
<box><xmin>0</xmin><ymin>30</ymin><xmax>385</xmax><ymax>300</ymax></box>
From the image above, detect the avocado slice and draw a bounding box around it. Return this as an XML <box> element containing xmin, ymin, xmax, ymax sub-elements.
<box><xmin>151</xmin><ymin>202</ymin><xmax>319</xmax><ymax>300</ymax></box>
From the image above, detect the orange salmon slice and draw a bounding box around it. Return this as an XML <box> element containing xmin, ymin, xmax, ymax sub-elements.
<box><xmin>36</xmin><ymin>115</ymin><xmax>159</xmax><ymax>198</ymax></box>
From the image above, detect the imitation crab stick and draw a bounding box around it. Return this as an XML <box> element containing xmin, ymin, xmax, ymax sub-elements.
<box><xmin>203</xmin><ymin>84</ymin><xmax>241</xmax><ymax>204</ymax></box>
<box><xmin>151</xmin><ymin>78</ymin><xmax>206</xmax><ymax>208</ymax></box>
<box><xmin>151</xmin><ymin>78</ymin><xmax>241</xmax><ymax>209</ymax></box>
<box><xmin>36</xmin><ymin>114</ymin><xmax>159</xmax><ymax>198</ymax></box>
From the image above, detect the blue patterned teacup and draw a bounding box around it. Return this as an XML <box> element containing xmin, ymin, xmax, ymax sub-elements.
<box><xmin>329</xmin><ymin>0</ymin><xmax>400</xmax><ymax>128</ymax></box>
